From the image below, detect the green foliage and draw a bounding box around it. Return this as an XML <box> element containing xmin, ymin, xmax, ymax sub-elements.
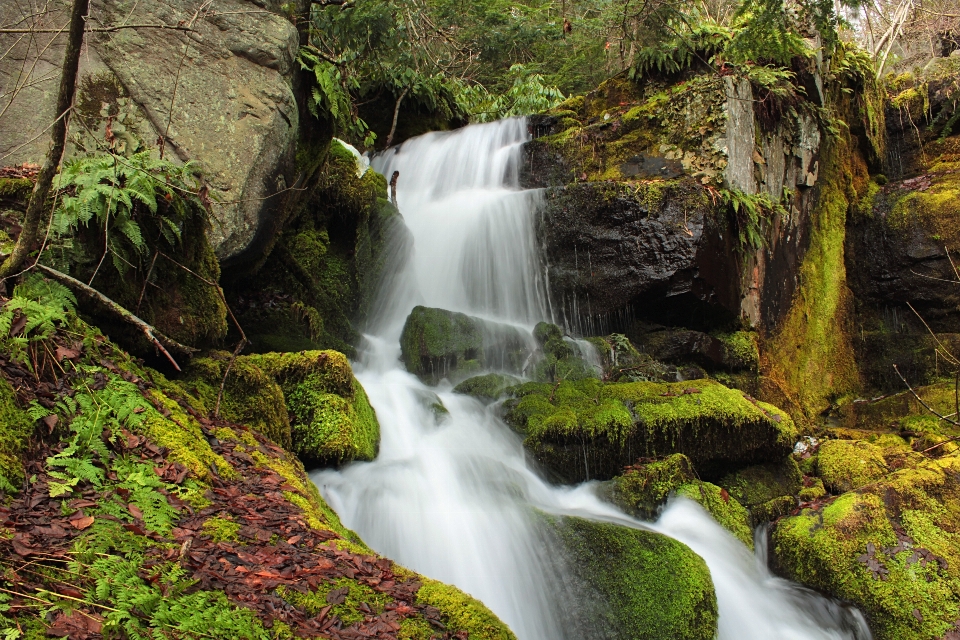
<box><xmin>720</xmin><ymin>188</ymin><xmax>788</xmax><ymax>251</ymax></box>
<box><xmin>86</xmin><ymin>555</ymin><xmax>268</xmax><ymax>639</ymax></box>
<box><xmin>725</xmin><ymin>0</ymin><xmax>813</xmax><ymax>65</ymax></box>
<box><xmin>631</xmin><ymin>19</ymin><xmax>731</xmax><ymax>78</ymax></box>
<box><xmin>50</xmin><ymin>150</ymin><xmax>207</xmax><ymax>274</ymax></box>
<box><xmin>0</xmin><ymin>274</ymin><xmax>75</xmax><ymax>368</ymax></box>
<box><xmin>456</xmin><ymin>65</ymin><xmax>565</xmax><ymax>122</ymax></box>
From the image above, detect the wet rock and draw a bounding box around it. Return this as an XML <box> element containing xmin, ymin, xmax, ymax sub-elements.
<box><xmin>717</xmin><ymin>456</ymin><xmax>803</xmax><ymax>509</ymax></box>
<box><xmin>635</xmin><ymin>327</ymin><xmax>759</xmax><ymax>373</ymax></box>
<box><xmin>608</xmin><ymin>454</ymin><xmax>697</xmax><ymax>519</ymax></box>
<box><xmin>532</xmin><ymin>322</ymin><xmax>598</xmax><ymax>383</ymax></box>
<box><xmin>544</xmin><ymin>514</ymin><xmax>718</xmax><ymax>640</ymax></box>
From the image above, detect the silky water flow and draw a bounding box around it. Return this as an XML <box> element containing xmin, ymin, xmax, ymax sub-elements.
<box><xmin>312</xmin><ymin>119</ymin><xmax>871</xmax><ymax>640</ymax></box>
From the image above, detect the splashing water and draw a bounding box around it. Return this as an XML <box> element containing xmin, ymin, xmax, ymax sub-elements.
<box><xmin>312</xmin><ymin>119</ymin><xmax>871</xmax><ymax>640</ymax></box>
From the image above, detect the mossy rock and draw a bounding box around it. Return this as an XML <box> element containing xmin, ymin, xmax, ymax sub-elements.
<box><xmin>532</xmin><ymin>322</ymin><xmax>597</xmax><ymax>383</ymax></box>
<box><xmin>505</xmin><ymin>377</ymin><xmax>796</xmax><ymax>483</ymax></box>
<box><xmin>182</xmin><ymin>352</ymin><xmax>291</xmax><ymax>449</ymax></box>
<box><xmin>751</xmin><ymin>495</ymin><xmax>796</xmax><ymax>524</ymax></box>
<box><xmin>798</xmin><ymin>477</ymin><xmax>826</xmax><ymax>501</ymax></box>
<box><xmin>181</xmin><ymin>350</ymin><xmax>379</xmax><ymax>466</ymax></box>
<box><xmin>0</xmin><ymin>377</ymin><xmax>35</xmax><ymax>494</ymax></box>
<box><xmin>400</xmin><ymin>306</ymin><xmax>483</xmax><ymax>383</ymax></box>
<box><xmin>718</xmin><ymin>456</ymin><xmax>803</xmax><ymax>508</ymax></box>
<box><xmin>248</xmin><ymin>351</ymin><xmax>379</xmax><ymax>467</ymax></box>
<box><xmin>546</xmin><ymin>515</ymin><xmax>718</xmax><ymax>640</ymax></box>
<box><xmin>817</xmin><ymin>439</ymin><xmax>889</xmax><ymax>493</ymax></box>
<box><xmin>413</xmin><ymin>578</ymin><xmax>517</xmax><ymax>640</ymax></box>
<box><xmin>676</xmin><ymin>482</ymin><xmax>753</xmax><ymax>548</ymax></box>
<box><xmin>772</xmin><ymin>455</ymin><xmax>960</xmax><ymax>640</ymax></box>
<box><xmin>453</xmin><ymin>373</ymin><xmax>521</xmax><ymax>403</ymax></box>
<box><xmin>609</xmin><ymin>453</ymin><xmax>696</xmax><ymax>519</ymax></box>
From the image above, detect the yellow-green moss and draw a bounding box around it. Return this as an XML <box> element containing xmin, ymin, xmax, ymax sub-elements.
<box><xmin>817</xmin><ymin>439</ymin><xmax>889</xmax><ymax>493</ymax></box>
<box><xmin>762</xmin><ymin>135</ymin><xmax>862</xmax><ymax>423</ymax></box>
<box><xmin>773</xmin><ymin>456</ymin><xmax>960</xmax><ymax>640</ymax></box>
<box><xmin>182</xmin><ymin>352</ymin><xmax>291</xmax><ymax>448</ymax></box>
<box><xmin>676</xmin><ymin>481</ymin><xmax>754</xmax><ymax>548</ymax></box>
<box><xmin>279</xmin><ymin>577</ymin><xmax>391</xmax><ymax>627</ymax></box>
<box><xmin>798</xmin><ymin>477</ymin><xmax>825</xmax><ymax>501</ymax></box>
<box><xmin>0</xmin><ymin>377</ymin><xmax>34</xmax><ymax>494</ymax></box>
<box><xmin>547</xmin><ymin>515</ymin><xmax>718</xmax><ymax>639</ymax></box>
<box><xmin>201</xmin><ymin>516</ymin><xmax>241</xmax><ymax>543</ymax></box>
<box><xmin>610</xmin><ymin>453</ymin><xmax>696</xmax><ymax>518</ymax></box>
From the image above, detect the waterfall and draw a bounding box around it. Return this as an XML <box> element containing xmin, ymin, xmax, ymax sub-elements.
<box><xmin>312</xmin><ymin>119</ymin><xmax>871</xmax><ymax>640</ymax></box>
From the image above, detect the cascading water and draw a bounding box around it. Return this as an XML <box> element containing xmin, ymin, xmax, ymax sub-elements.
<box><xmin>312</xmin><ymin>119</ymin><xmax>871</xmax><ymax>640</ymax></box>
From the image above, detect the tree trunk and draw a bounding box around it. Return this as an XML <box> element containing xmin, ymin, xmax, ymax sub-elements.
<box><xmin>0</xmin><ymin>0</ymin><xmax>90</xmax><ymax>280</ymax></box>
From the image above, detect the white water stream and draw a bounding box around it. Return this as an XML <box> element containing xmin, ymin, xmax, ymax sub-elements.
<box><xmin>312</xmin><ymin>119</ymin><xmax>871</xmax><ymax>639</ymax></box>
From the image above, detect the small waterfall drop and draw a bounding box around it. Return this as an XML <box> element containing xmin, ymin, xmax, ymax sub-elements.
<box><xmin>312</xmin><ymin>119</ymin><xmax>870</xmax><ymax>640</ymax></box>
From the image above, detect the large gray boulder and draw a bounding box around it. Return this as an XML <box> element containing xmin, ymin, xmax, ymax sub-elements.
<box><xmin>0</xmin><ymin>0</ymin><xmax>300</xmax><ymax>262</ymax></box>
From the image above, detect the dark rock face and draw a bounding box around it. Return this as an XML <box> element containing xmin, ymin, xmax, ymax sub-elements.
<box><xmin>536</xmin><ymin>180</ymin><xmax>742</xmax><ymax>334</ymax></box>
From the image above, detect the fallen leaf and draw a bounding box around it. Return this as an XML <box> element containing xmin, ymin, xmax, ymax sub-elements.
<box><xmin>71</xmin><ymin>516</ymin><xmax>95</xmax><ymax>530</ymax></box>
<box><xmin>128</xmin><ymin>504</ymin><xmax>143</xmax><ymax>520</ymax></box>
<box><xmin>54</xmin><ymin>345</ymin><xmax>80</xmax><ymax>362</ymax></box>
<box><xmin>9</xmin><ymin>312</ymin><xmax>27</xmax><ymax>337</ymax></box>
<box><xmin>42</xmin><ymin>414</ymin><xmax>58</xmax><ymax>433</ymax></box>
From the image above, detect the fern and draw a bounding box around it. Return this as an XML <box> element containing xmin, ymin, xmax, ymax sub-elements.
<box><xmin>51</xmin><ymin>150</ymin><xmax>206</xmax><ymax>275</ymax></box>
<box><xmin>721</xmin><ymin>188</ymin><xmax>788</xmax><ymax>251</ymax></box>
<box><xmin>631</xmin><ymin>20</ymin><xmax>731</xmax><ymax>79</ymax></box>
<box><xmin>113</xmin><ymin>459</ymin><xmax>179</xmax><ymax>534</ymax></box>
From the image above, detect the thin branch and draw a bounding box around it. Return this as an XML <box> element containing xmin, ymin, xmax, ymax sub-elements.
<box><xmin>906</xmin><ymin>301</ymin><xmax>960</xmax><ymax>366</ymax></box>
<box><xmin>0</xmin><ymin>24</ymin><xmax>195</xmax><ymax>33</ymax></box>
<box><xmin>34</xmin><ymin>263</ymin><xmax>196</xmax><ymax>370</ymax></box>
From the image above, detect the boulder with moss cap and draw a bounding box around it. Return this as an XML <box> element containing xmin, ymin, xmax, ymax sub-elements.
<box><xmin>772</xmin><ymin>454</ymin><xmax>960</xmax><ymax>640</ymax></box>
<box><xmin>505</xmin><ymin>377</ymin><xmax>796</xmax><ymax>483</ymax></box>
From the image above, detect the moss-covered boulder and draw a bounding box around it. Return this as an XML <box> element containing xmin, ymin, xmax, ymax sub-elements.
<box><xmin>0</xmin><ymin>377</ymin><xmax>34</xmax><ymax>494</ymax></box>
<box><xmin>547</xmin><ymin>515</ymin><xmax>717</xmax><ymax>640</ymax></box>
<box><xmin>505</xmin><ymin>377</ymin><xmax>796</xmax><ymax>482</ymax></box>
<box><xmin>609</xmin><ymin>453</ymin><xmax>697</xmax><ymax>519</ymax></box>
<box><xmin>718</xmin><ymin>456</ymin><xmax>803</xmax><ymax>509</ymax></box>
<box><xmin>772</xmin><ymin>455</ymin><xmax>960</xmax><ymax>640</ymax></box>
<box><xmin>182</xmin><ymin>350</ymin><xmax>379</xmax><ymax>467</ymax></box>
<box><xmin>532</xmin><ymin>322</ymin><xmax>597</xmax><ymax>382</ymax></box>
<box><xmin>400</xmin><ymin>306</ymin><xmax>484</xmax><ymax>383</ymax></box>
<box><xmin>816</xmin><ymin>439</ymin><xmax>889</xmax><ymax>493</ymax></box>
<box><xmin>453</xmin><ymin>373</ymin><xmax>521</xmax><ymax>403</ymax></box>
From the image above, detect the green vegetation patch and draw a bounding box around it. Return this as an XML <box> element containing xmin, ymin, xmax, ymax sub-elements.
<box><xmin>400</xmin><ymin>306</ymin><xmax>483</xmax><ymax>382</ymax></box>
<box><xmin>0</xmin><ymin>377</ymin><xmax>34</xmax><ymax>494</ymax></box>
<box><xmin>453</xmin><ymin>373</ymin><xmax>521</xmax><ymax>402</ymax></box>
<box><xmin>610</xmin><ymin>453</ymin><xmax>696</xmax><ymax>519</ymax></box>
<box><xmin>676</xmin><ymin>481</ymin><xmax>753</xmax><ymax>548</ymax></box>
<box><xmin>718</xmin><ymin>456</ymin><xmax>803</xmax><ymax>508</ymax></box>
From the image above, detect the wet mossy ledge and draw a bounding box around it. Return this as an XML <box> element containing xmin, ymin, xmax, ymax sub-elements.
<box><xmin>545</xmin><ymin>514</ymin><xmax>718</xmax><ymax>640</ymax></box>
<box><xmin>0</xmin><ymin>282</ymin><xmax>515</xmax><ymax>639</ymax></box>
<box><xmin>504</xmin><ymin>377</ymin><xmax>796</xmax><ymax>483</ymax></box>
<box><xmin>180</xmin><ymin>349</ymin><xmax>380</xmax><ymax>467</ymax></box>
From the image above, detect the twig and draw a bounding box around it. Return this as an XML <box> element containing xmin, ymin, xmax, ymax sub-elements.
<box><xmin>892</xmin><ymin>365</ymin><xmax>959</xmax><ymax>426</ymax></box>
<box><xmin>34</xmin><ymin>263</ymin><xmax>196</xmax><ymax>370</ymax></box>
<box><xmin>905</xmin><ymin>300</ymin><xmax>960</xmax><ymax>366</ymax></box>
<box><xmin>136</xmin><ymin>250</ymin><xmax>159</xmax><ymax>313</ymax></box>
<box><xmin>161</xmin><ymin>40</ymin><xmax>190</xmax><ymax>159</ymax></box>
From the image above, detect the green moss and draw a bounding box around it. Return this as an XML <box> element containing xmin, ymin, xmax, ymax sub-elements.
<box><xmin>453</xmin><ymin>373</ymin><xmax>521</xmax><ymax>402</ymax></box>
<box><xmin>0</xmin><ymin>177</ymin><xmax>32</xmax><ymax>200</ymax></box>
<box><xmin>752</xmin><ymin>495</ymin><xmax>796</xmax><ymax>523</ymax></box>
<box><xmin>200</xmin><ymin>516</ymin><xmax>241</xmax><ymax>543</ymax></box>
<box><xmin>507</xmin><ymin>377</ymin><xmax>795</xmax><ymax>482</ymax></box>
<box><xmin>415</xmin><ymin>578</ymin><xmax>517</xmax><ymax>640</ymax></box>
<box><xmin>610</xmin><ymin>453</ymin><xmax>696</xmax><ymax>518</ymax></box>
<box><xmin>547</xmin><ymin>515</ymin><xmax>718</xmax><ymax>640</ymax></box>
<box><xmin>798</xmin><ymin>477</ymin><xmax>825</xmax><ymax>501</ymax></box>
<box><xmin>718</xmin><ymin>456</ymin><xmax>803</xmax><ymax>508</ymax></box>
<box><xmin>817</xmin><ymin>439</ymin><xmax>889</xmax><ymax>493</ymax></box>
<box><xmin>400</xmin><ymin>306</ymin><xmax>483</xmax><ymax>381</ymax></box>
<box><xmin>531</xmin><ymin>322</ymin><xmax>597</xmax><ymax>383</ymax></box>
<box><xmin>183</xmin><ymin>352</ymin><xmax>291</xmax><ymax>448</ymax></box>
<box><xmin>676</xmin><ymin>481</ymin><xmax>753</xmax><ymax>548</ymax></box>
<box><xmin>715</xmin><ymin>331</ymin><xmax>760</xmax><ymax>371</ymax></box>
<box><xmin>773</xmin><ymin>457</ymin><xmax>960</xmax><ymax>640</ymax></box>
<box><xmin>286</xmin><ymin>377</ymin><xmax>379</xmax><ymax>465</ymax></box>
<box><xmin>280</xmin><ymin>577</ymin><xmax>391</xmax><ymax>627</ymax></box>
<box><xmin>0</xmin><ymin>377</ymin><xmax>34</xmax><ymax>494</ymax></box>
